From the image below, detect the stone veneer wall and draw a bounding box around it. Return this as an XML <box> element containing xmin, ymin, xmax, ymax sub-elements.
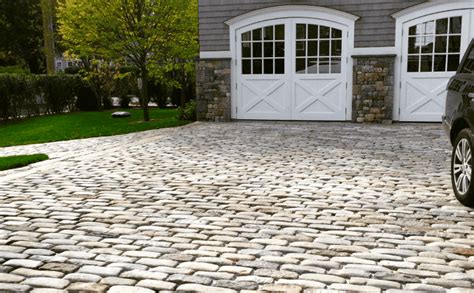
<box><xmin>196</xmin><ymin>59</ymin><xmax>231</xmax><ymax>121</ymax></box>
<box><xmin>352</xmin><ymin>55</ymin><xmax>395</xmax><ymax>124</ymax></box>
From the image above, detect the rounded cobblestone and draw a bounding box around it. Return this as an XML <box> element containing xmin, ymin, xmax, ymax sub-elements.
<box><xmin>1</xmin><ymin>122</ymin><xmax>473</xmax><ymax>291</ymax></box>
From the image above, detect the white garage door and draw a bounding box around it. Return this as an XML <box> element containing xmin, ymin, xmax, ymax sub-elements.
<box><xmin>236</xmin><ymin>18</ymin><xmax>348</xmax><ymax>120</ymax></box>
<box><xmin>400</xmin><ymin>10</ymin><xmax>473</xmax><ymax>122</ymax></box>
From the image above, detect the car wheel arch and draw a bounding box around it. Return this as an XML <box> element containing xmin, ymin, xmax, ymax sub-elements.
<box><xmin>451</xmin><ymin>118</ymin><xmax>471</xmax><ymax>145</ymax></box>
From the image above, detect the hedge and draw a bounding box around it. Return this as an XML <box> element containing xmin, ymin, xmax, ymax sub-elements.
<box><xmin>0</xmin><ymin>74</ymin><xmax>89</xmax><ymax>120</ymax></box>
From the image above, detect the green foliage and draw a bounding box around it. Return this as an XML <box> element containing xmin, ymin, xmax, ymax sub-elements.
<box><xmin>38</xmin><ymin>74</ymin><xmax>81</xmax><ymax>113</ymax></box>
<box><xmin>0</xmin><ymin>66</ymin><xmax>31</xmax><ymax>75</ymax></box>
<box><xmin>75</xmin><ymin>80</ymin><xmax>98</xmax><ymax>111</ymax></box>
<box><xmin>0</xmin><ymin>109</ymin><xmax>190</xmax><ymax>147</ymax></box>
<box><xmin>0</xmin><ymin>0</ymin><xmax>45</xmax><ymax>73</ymax></box>
<box><xmin>120</xmin><ymin>95</ymin><xmax>131</xmax><ymax>109</ymax></box>
<box><xmin>177</xmin><ymin>100</ymin><xmax>196</xmax><ymax>121</ymax></box>
<box><xmin>0</xmin><ymin>74</ymin><xmax>88</xmax><ymax>119</ymax></box>
<box><xmin>0</xmin><ymin>154</ymin><xmax>49</xmax><ymax>171</ymax></box>
<box><xmin>57</xmin><ymin>0</ymin><xmax>199</xmax><ymax>121</ymax></box>
<box><xmin>0</xmin><ymin>74</ymin><xmax>38</xmax><ymax>120</ymax></box>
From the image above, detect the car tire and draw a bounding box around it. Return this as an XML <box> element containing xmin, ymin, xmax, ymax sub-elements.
<box><xmin>451</xmin><ymin>128</ymin><xmax>474</xmax><ymax>207</ymax></box>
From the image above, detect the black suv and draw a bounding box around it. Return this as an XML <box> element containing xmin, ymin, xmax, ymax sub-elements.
<box><xmin>443</xmin><ymin>39</ymin><xmax>474</xmax><ymax>207</ymax></box>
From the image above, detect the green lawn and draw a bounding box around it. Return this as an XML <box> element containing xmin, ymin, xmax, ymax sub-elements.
<box><xmin>0</xmin><ymin>108</ymin><xmax>190</xmax><ymax>147</ymax></box>
<box><xmin>0</xmin><ymin>154</ymin><xmax>49</xmax><ymax>171</ymax></box>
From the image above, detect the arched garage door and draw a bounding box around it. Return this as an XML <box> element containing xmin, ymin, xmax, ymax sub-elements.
<box><xmin>235</xmin><ymin>18</ymin><xmax>348</xmax><ymax>121</ymax></box>
<box><xmin>400</xmin><ymin>9</ymin><xmax>474</xmax><ymax>122</ymax></box>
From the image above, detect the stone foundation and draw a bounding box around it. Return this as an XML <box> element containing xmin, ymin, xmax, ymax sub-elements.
<box><xmin>352</xmin><ymin>55</ymin><xmax>395</xmax><ymax>124</ymax></box>
<box><xmin>196</xmin><ymin>59</ymin><xmax>231</xmax><ymax>121</ymax></box>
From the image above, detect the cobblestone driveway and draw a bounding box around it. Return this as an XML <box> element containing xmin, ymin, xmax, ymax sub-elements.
<box><xmin>0</xmin><ymin>122</ymin><xmax>473</xmax><ymax>293</ymax></box>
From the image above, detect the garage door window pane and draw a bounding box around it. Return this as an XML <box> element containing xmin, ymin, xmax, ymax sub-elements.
<box><xmin>408</xmin><ymin>56</ymin><xmax>419</xmax><ymax>72</ymax></box>
<box><xmin>264</xmin><ymin>26</ymin><xmax>273</xmax><ymax>41</ymax></box>
<box><xmin>275</xmin><ymin>25</ymin><xmax>284</xmax><ymax>40</ymax></box>
<box><xmin>308</xmin><ymin>41</ymin><xmax>318</xmax><ymax>56</ymax></box>
<box><xmin>296</xmin><ymin>41</ymin><xmax>306</xmax><ymax>57</ymax></box>
<box><xmin>253</xmin><ymin>59</ymin><xmax>262</xmax><ymax>74</ymax></box>
<box><xmin>253</xmin><ymin>29</ymin><xmax>262</xmax><ymax>41</ymax></box>
<box><xmin>331</xmin><ymin>58</ymin><xmax>341</xmax><ymax>74</ymax></box>
<box><xmin>332</xmin><ymin>28</ymin><xmax>342</xmax><ymax>38</ymax></box>
<box><xmin>450</xmin><ymin>17</ymin><xmax>462</xmax><ymax>34</ymax></box>
<box><xmin>408</xmin><ymin>37</ymin><xmax>419</xmax><ymax>54</ymax></box>
<box><xmin>433</xmin><ymin>55</ymin><xmax>447</xmax><ymax>72</ymax></box>
<box><xmin>242</xmin><ymin>24</ymin><xmax>285</xmax><ymax>75</ymax></box>
<box><xmin>436</xmin><ymin>18</ymin><xmax>448</xmax><ymax>34</ymax></box>
<box><xmin>407</xmin><ymin>16</ymin><xmax>462</xmax><ymax>73</ymax></box>
<box><xmin>320</xmin><ymin>40</ymin><xmax>330</xmax><ymax>56</ymax></box>
<box><xmin>435</xmin><ymin>36</ymin><xmax>447</xmax><ymax>53</ymax></box>
<box><xmin>449</xmin><ymin>36</ymin><xmax>461</xmax><ymax>53</ymax></box>
<box><xmin>253</xmin><ymin>42</ymin><xmax>262</xmax><ymax>58</ymax></box>
<box><xmin>320</xmin><ymin>26</ymin><xmax>330</xmax><ymax>38</ymax></box>
<box><xmin>264</xmin><ymin>42</ymin><xmax>273</xmax><ymax>58</ymax></box>
<box><xmin>308</xmin><ymin>25</ymin><xmax>318</xmax><ymax>39</ymax></box>
<box><xmin>296</xmin><ymin>58</ymin><xmax>306</xmax><ymax>74</ymax></box>
<box><xmin>319</xmin><ymin>58</ymin><xmax>330</xmax><ymax>73</ymax></box>
<box><xmin>307</xmin><ymin>58</ymin><xmax>317</xmax><ymax>73</ymax></box>
<box><xmin>421</xmin><ymin>36</ymin><xmax>434</xmax><ymax>54</ymax></box>
<box><xmin>332</xmin><ymin>40</ymin><xmax>342</xmax><ymax>56</ymax></box>
<box><xmin>275</xmin><ymin>59</ymin><xmax>284</xmax><ymax>74</ymax></box>
<box><xmin>242</xmin><ymin>43</ymin><xmax>251</xmax><ymax>58</ymax></box>
<box><xmin>242</xmin><ymin>60</ymin><xmax>251</xmax><ymax>74</ymax></box>
<box><xmin>264</xmin><ymin>59</ymin><xmax>273</xmax><ymax>74</ymax></box>
<box><xmin>275</xmin><ymin>42</ymin><xmax>285</xmax><ymax>57</ymax></box>
<box><xmin>420</xmin><ymin>55</ymin><xmax>432</xmax><ymax>72</ymax></box>
<box><xmin>448</xmin><ymin>55</ymin><xmax>460</xmax><ymax>71</ymax></box>
<box><xmin>297</xmin><ymin>24</ymin><xmax>306</xmax><ymax>40</ymax></box>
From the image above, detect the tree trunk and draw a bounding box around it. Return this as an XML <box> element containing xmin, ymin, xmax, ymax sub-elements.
<box><xmin>180</xmin><ymin>67</ymin><xmax>186</xmax><ymax>107</ymax></box>
<box><xmin>141</xmin><ymin>69</ymin><xmax>150</xmax><ymax>122</ymax></box>
<box><xmin>40</xmin><ymin>0</ymin><xmax>55</xmax><ymax>75</ymax></box>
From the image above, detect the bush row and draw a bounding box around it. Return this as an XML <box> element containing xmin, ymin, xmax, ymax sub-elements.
<box><xmin>0</xmin><ymin>74</ymin><xmax>95</xmax><ymax>120</ymax></box>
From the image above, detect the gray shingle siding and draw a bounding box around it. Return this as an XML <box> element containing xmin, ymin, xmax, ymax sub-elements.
<box><xmin>199</xmin><ymin>0</ymin><xmax>427</xmax><ymax>51</ymax></box>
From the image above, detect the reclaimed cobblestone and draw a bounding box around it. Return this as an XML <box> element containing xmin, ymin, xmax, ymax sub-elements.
<box><xmin>0</xmin><ymin>122</ymin><xmax>471</xmax><ymax>291</ymax></box>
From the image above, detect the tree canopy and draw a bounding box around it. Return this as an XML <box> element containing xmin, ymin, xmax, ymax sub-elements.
<box><xmin>57</xmin><ymin>0</ymin><xmax>198</xmax><ymax>120</ymax></box>
<box><xmin>0</xmin><ymin>0</ymin><xmax>45</xmax><ymax>73</ymax></box>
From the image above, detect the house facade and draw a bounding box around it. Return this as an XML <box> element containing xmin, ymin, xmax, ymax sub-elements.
<box><xmin>196</xmin><ymin>0</ymin><xmax>474</xmax><ymax>123</ymax></box>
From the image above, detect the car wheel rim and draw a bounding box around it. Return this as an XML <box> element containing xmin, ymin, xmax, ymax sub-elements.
<box><xmin>454</xmin><ymin>138</ymin><xmax>472</xmax><ymax>195</ymax></box>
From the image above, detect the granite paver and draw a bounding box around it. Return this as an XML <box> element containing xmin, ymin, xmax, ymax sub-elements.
<box><xmin>0</xmin><ymin>121</ymin><xmax>473</xmax><ymax>291</ymax></box>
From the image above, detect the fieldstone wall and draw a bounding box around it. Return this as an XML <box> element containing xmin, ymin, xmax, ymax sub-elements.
<box><xmin>196</xmin><ymin>59</ymin><xmax>231</xmax><ymax>121</ymax></box>
<box><xmin>352</xmin><ymin>55</ymin><xmax>395</xmax><ymax>124</ymax></box>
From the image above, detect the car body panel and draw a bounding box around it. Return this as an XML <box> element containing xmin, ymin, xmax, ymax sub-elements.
<box><xmin>444</xmin><ymin>40</ymin><xmax>474</xmax><ymax>145</ymax></box>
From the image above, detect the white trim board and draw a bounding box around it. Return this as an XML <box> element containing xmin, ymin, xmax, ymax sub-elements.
<box><xmin>392</xmin><ymin>0</ymin><xmax>474</xmax><ymax>21</ymax></box>
<box><xmin>351</xmin><ymin>47</ymin><xmax>397</xmax><ymax>56</ymax></box>
<box><xmin>200</xmin><ymin>51</ymin><xmax>232</xmax><ymax>59</ymax></box>
<box><xmin>225</xmin><ymin>5</ymin><xmax>359</xmax><ymax>27</ymax></box>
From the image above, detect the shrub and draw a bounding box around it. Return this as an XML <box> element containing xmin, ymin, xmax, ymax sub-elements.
<box><xmin>64</xmin><ymin>66</ymin><xmax>81</xmax><ymax>75</ymax></box>
<box><xmin>177</xmin><ymin>100</ymin><xmax>196</xmax><ymax>121</ymax></box>
<box><xmin>75</xmin><ymin>80</ymin><xmax>98</xmax><ymax>111</ymax></box>
<box><xmin>102</xmin><ymin>96</ymin><xmax>113</xmax><ymax>110</ymax></box>
<box><xmin>0</xmin><ymin>74</ymin><xmax>38</xmax><ymax>120</ymax></box>
<box><xmin>120</xmin><ymin>95</ymin><xmax>131</xmax><ymax>109</ymax></box>
<box><xmin>38</xmin><ymin>74</ymin><xmax>80</xmax><ymax>114</ymax></box>
<box><xmin>0</xmin><ymin>74</ymin><xmax>84</xmax><ymax>120</ymax></box>
<box><xmin>0</xmin><ymin>66</ymin><xmax>30</xmax><ymax>75</ymax></box>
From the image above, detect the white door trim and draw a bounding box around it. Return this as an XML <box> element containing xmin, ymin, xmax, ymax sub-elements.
<box><xmin>393</xmin><ymin>0</ymin><xmax>474</xmax><ymax>121</ymax></box>
<box><xmin>227</xmin><ymin>5</ymin><xmax>358</xmax><ymax>120</ymax></box>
